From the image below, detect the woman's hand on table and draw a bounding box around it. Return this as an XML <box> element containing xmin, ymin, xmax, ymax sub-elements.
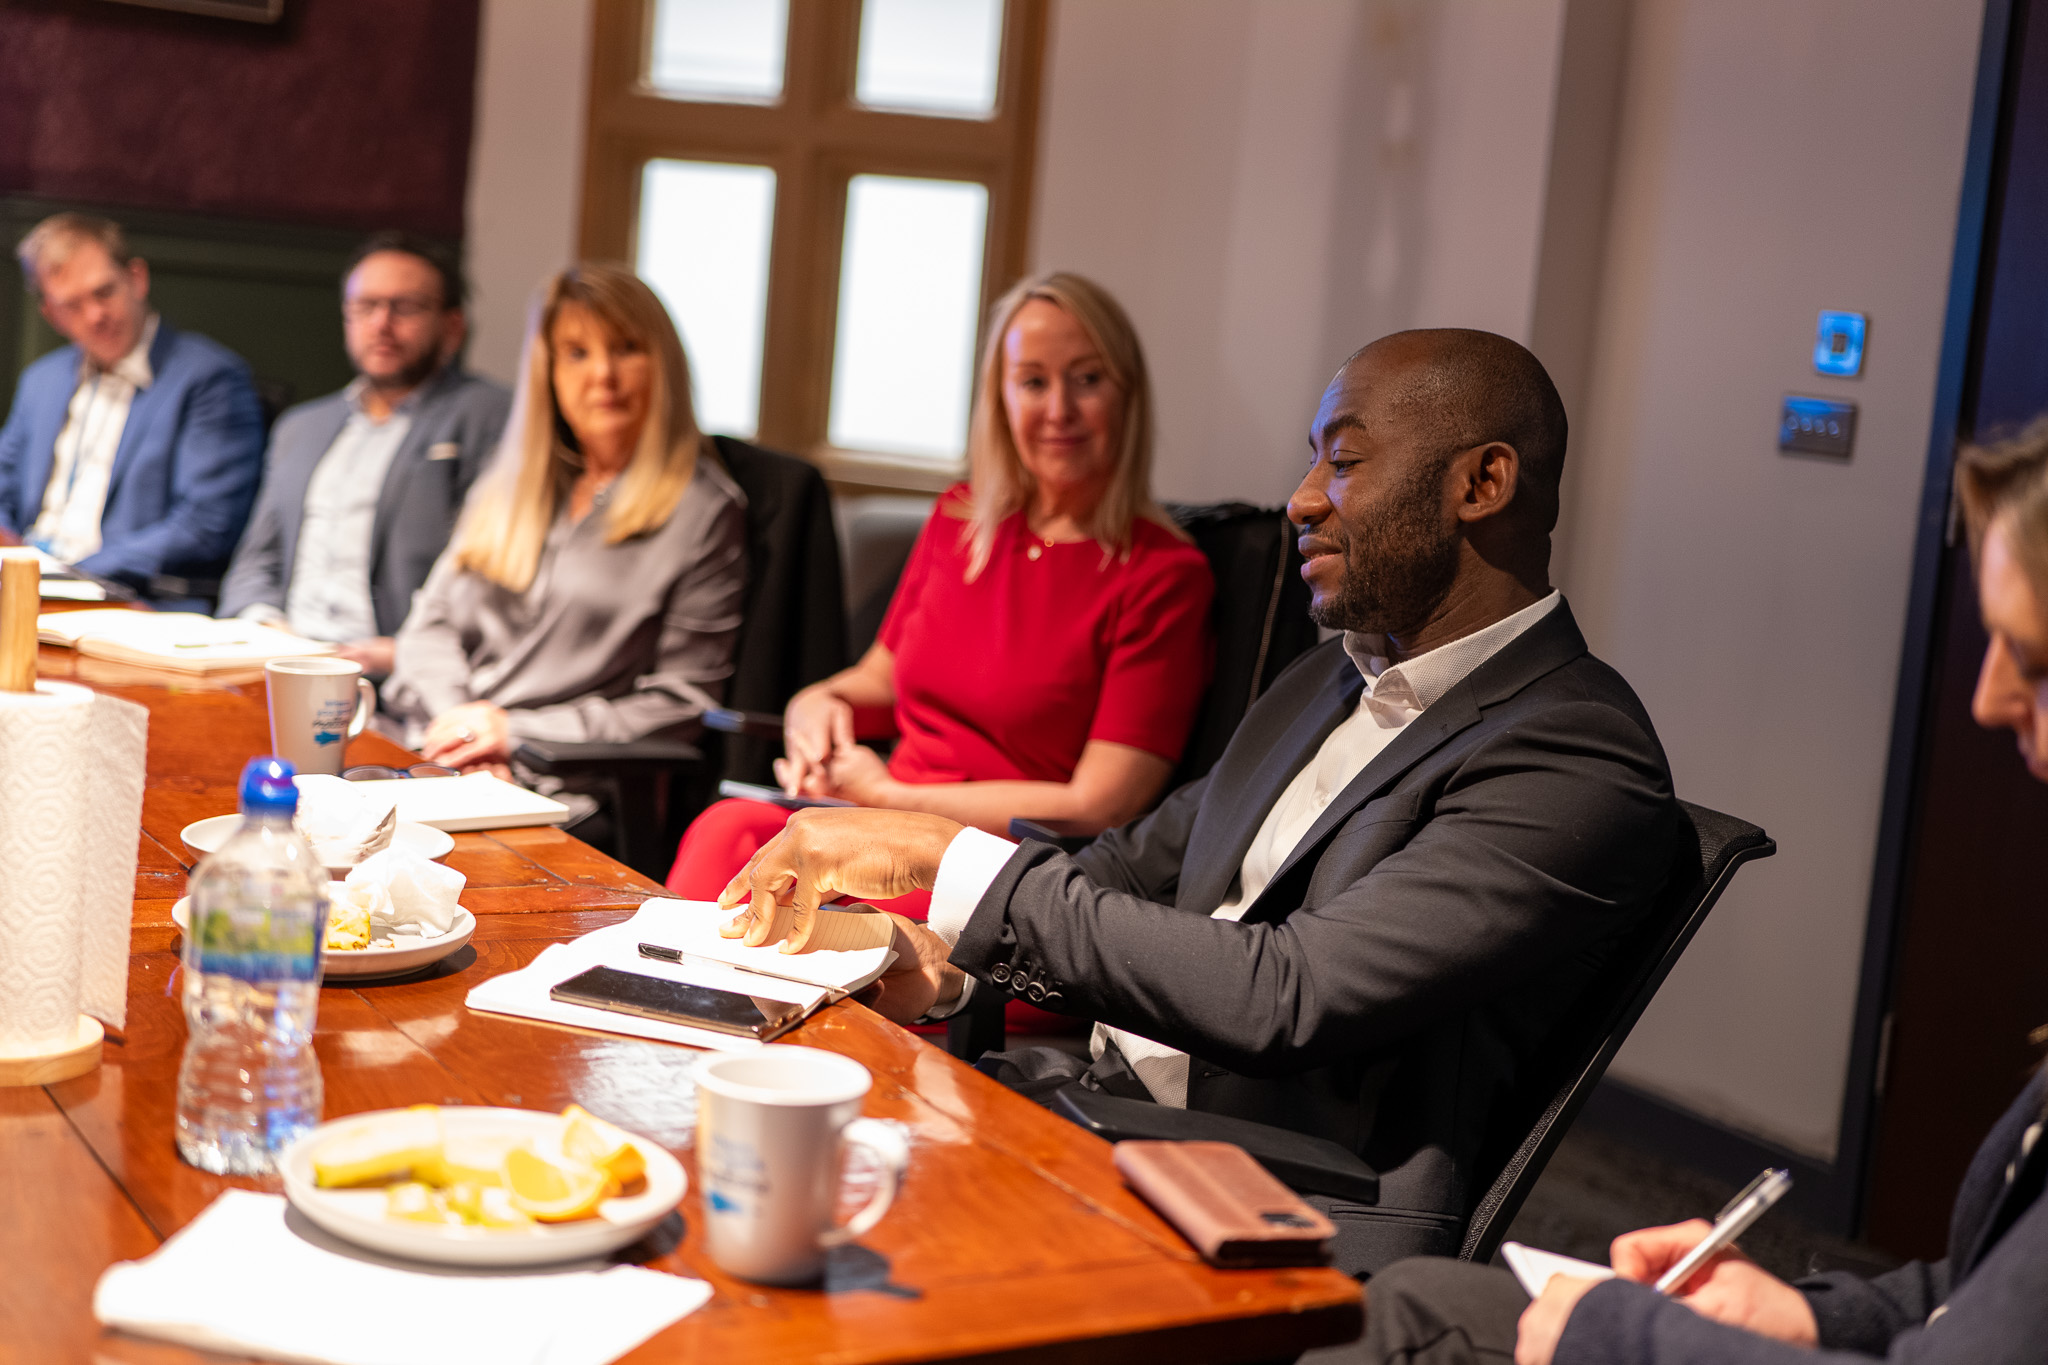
<box><xmin>1609</xmin><ymin>1221</ymin><xmax>1819</xmax><ymax>1343</ymax></box>
<box><xmin>781</xmin><ymin>684</ymin><xmax>855</xmax><ymax>795</ymax></box>
<box><xmin>421</xmin><ymin>702</ymin><xmax>512</xmax><ymax>772</ymax></box>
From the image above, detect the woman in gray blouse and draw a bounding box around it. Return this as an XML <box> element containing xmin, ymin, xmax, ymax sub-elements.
<box><xmin>382</xmin><ymin>263</ymin><xmax>746</xmax><ymax>776</ymax></box>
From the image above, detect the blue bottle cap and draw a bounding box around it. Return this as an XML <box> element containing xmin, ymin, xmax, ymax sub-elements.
<box><xmin>238</xmin><ymin>756</ymin><xmax>299</xmax><ymax>816</ymax></box>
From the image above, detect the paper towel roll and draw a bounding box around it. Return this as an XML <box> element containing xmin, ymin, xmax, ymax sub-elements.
<box><xmin>0</xmin><ymin>682</ymin><xmax>147</xmax><ymax>1051</ymax></box>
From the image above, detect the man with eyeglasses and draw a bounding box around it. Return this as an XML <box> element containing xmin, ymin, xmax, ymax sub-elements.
<box><xmin>220</xmin><ymin>231</ymin><xmax>510</xmax><ymax>675</ymax></box>
<box><xmin>0</xmin><ymin>212</ymin><xmax>265</xmax><ymax>606</ymax></box>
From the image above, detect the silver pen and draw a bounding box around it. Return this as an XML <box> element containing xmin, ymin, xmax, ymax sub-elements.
<box><xmin>637</xmin><ymin>942</ymin><xmax>848</xmax><ymax>1004</ymax></box>
<box><xmin>1654</xmin><ymin>1167</ymin><xmax>1793</xmax><ymax>1294</ymax></box>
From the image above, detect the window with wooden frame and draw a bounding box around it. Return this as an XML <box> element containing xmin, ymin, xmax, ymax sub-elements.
<box><xmin>580</xmin><ymin>0</ymin><xmax>1047</xmax><ymax>491</ymax></box>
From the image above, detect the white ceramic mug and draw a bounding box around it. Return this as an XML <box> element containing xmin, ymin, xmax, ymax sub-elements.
<box><xmin>692</xmin><ymin>1047</ymin><xmax>911</xmax><ymax>1284</ymax></box>
<box><xmin>265</xmin><ymin>658</ymin><xmax>374</xmax><ymax>776</ymax></box>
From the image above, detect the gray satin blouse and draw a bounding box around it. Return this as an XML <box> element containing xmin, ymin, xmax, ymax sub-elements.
<box><xmin>383</xmin><ymin>454</ymin><xmax>747</xmax><ymax>745</ymax></box>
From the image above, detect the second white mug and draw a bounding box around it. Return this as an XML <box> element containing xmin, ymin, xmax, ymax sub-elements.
<box><xmin>693</xmin><ymin>1047</ymin><xmax>910</xmax><ymax>1285</ymax></box>
<box><xmin>265</xmin><ymin>657</ymin><xmax>374</xmax><ymax>776</ymax></box>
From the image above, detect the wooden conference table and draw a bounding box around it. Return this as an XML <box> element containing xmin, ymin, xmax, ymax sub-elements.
<box><xmin>2</xmin><ymin>642</ymin><xmax>1365</xmax><ymax>1363</ymax></box>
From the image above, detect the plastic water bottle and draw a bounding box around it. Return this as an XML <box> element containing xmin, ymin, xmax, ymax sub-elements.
<box><xmin>175</xmin><ymin>757</ymin><xmax>328</xmax><ymax>1175</ymax></box>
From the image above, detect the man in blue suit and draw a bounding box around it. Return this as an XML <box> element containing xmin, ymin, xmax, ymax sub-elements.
<box><xmin>0</xmin><ymin>212</ymin><xmax>264</xmax><ymax>605</ymax></box>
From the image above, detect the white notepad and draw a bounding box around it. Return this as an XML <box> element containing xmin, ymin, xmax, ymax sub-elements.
<box><xmin>348</xmin><ymin>772</ymin><xmax>572</xmax><ymax>831</ymax></box>
<box><xmin>1500</xmin><ymin>1241</ymin><xmax>1616</xmax><ymax>1297</ymax></box>
<box><xmin>464</xmin><ymin>899</ymin><xmax>896</xmax><ymax>1051</ymax></box>
<box><xmin>37</xmin><ymin>610</ymin><xmax>335</xmax><ymax>672</ymax></box>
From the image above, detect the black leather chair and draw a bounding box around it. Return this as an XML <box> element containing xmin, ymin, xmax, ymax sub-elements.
<box><xmin>1047</xmin><ymin>800</ymin><xmax>1776</xmax><ymax>1270</ymax></box>
<box><xmin>512</xmin><ymin>436</ymin><xmax>849</xmax><ymax>879</ymax></box>
<box><xmin>946</xmin><ymin>501</ymin><xmax>1320</xmax><ymax>1060</ymax></box>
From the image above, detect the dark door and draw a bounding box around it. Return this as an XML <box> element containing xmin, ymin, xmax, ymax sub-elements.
<box><xmin>1865</xmin><ymin>0</ymin><xmax>2048</xmax><ymax>1259</ymax></box>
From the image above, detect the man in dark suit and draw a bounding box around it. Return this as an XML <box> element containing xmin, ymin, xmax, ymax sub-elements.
<box><xmin>724</xmin><ymin>328</ymin><xmax>1682</xmax><ymax>1274</ymax></box>
<box><xmin>218</xmin><ymin>232</ymin><xmax>510</xmax><ymax>675</ymax></box>
<box><xmin>0</xmin><ymin>213</ymin><xmax>265</xmax><ymax>606</ymax></box>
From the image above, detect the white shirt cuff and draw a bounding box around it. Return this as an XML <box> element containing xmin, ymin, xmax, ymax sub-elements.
<box><xmin>926</xmin><ymin>827</ymin><xmax>1017</xmax><ymax>947</ymax></box>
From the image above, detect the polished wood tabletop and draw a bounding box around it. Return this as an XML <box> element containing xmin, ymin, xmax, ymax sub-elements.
<box><xmin>3</xmin><ymin>643</ymin><xmax>1364</xmax><ymax>1364</ymax></box>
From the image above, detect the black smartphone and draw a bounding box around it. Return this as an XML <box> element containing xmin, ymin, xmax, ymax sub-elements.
<box><xmin>549</xmin><ymin>965</ymin><xmax>809</xmax><ymax>1041</ymax></box>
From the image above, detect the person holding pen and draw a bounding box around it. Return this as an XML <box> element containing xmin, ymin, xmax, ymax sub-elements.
<box><xmin>1351</xmin><ymin>420</ymin><xmax>2048</xmax><ymax>1363</ymax></box>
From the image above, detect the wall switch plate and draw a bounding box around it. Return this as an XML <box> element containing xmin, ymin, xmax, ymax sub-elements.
<box><xmin>1780</xmin><ymin>396</ymin><xmax>1857</xmax><ymax>458</ymax></box>
<box><xmin>1814</xmin><ymin>310</ymin><xmax>1867</xmax><ymax>376</ymax></box>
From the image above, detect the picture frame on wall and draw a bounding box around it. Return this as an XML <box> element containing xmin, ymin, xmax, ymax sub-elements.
<box><xmin>101</xmin><ymin>0</ymin><xmax>283</xmax><ymax>22</ymax></box>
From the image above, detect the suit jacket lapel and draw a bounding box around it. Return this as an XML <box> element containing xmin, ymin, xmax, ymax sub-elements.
<box><xmin>20</xmin><ymin>354</ymin><xmax>78</xmax><ymax>520</ymax></box>
<box><xmin>1179</xmin><ymin>656</ymin><xmax>1365</xmax><ymax>913</ymax></box>
<box><xmin>1242</xmin><ymin>601</ymin><xmax>1592</xmax><ymax>920</ymax></box>
<box><xmin>1961</xmin><ymin>1101</ymin><xmax>2048</xmax><ymax>1275</ymax></box>
<box><xmin>368</xmin><ymin>366</ymin><xmax>458</xmax><ymax>566</ymax></box>
<box><xmin>101</xmin><ymin>323</ymin><xmax>178</xmax><ymax>507</ymax></box>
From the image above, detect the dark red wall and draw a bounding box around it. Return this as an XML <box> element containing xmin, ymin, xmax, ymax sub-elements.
<box><xmin>0</xmin><ymin>0</ymin><xmax>481</xmax><ymax>237</ymax></box>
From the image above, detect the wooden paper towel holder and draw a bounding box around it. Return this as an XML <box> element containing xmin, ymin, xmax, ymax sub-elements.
<box><xmin>0</xmin><ymin>548</ymin><xmax>105</xmax><ymax>1086</ymax></box>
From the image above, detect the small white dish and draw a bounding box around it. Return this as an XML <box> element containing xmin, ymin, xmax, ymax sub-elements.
<box><xmin>171</xmin><ymin>898</ymin><xmax>477</xmax><ymax>980</ymax></box>
<box><xmin>280</xmin><ymin>1106</ymin><xmax>686</xmax><ymax>1268</ymax></box>
<box><xmin>180</xmin><ymin>814</ymin><xmax>455</xmax><ymax>876</ymax></box>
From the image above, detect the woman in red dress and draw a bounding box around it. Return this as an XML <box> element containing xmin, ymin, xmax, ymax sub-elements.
<box><xmin>666</xmin><ymin>272</ymin><xmax>1215</xmax><ymax>980</ymax></box>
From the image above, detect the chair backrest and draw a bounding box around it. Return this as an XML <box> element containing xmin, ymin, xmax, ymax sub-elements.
<box><xmin>710</xmin><ymin>437</ymin><xmax>851</xmax><ymax>784</ymax></box>
<box><xmin>1455</xmin><ymin>800</ymin><xmax>1777</xmax><ymax>1262</ymax></box>
<box><xmin>1164</xmin><ymin>502</ymin><xmax>1322</xmax><ymax>786</ymax></box>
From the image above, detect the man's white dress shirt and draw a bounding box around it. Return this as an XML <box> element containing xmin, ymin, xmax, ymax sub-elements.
<box><xmin>243</xmin><ymin>379</ymin><xmax>413</xmax><ymax>643</ymax></box>
<box><xmin>30</xmin><ymin>314</ymin><xmax>158</xmax><ymax>564</ymax></box>
<box><xmin>926</xmin><ymin>590</ymin><xmax>1564</xmax><ymax>1107</ymax></box>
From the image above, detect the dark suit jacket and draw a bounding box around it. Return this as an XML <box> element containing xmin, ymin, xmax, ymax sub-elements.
<box><xmin>952</xmin><ymin>601</ymin><xmax>1680</xmax><ymax>1257</ymax></box>
<box><xmin>0</xmin><ymin>322</ymin><xmax>264</xmax><ymax>600</ymax></box>
<box><xmin>1560</xmin><ymin>1071</ymin><xmax>2048</xmax><ymax>1363</ymax></box>
<box><xmin>217</xmin><ymin>367</ymin><xmax>511</xmax><ymax>637</ymax></box>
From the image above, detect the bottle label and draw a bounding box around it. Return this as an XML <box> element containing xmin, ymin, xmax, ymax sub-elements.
<box><xmin>191</xmin><ymin>903</ymin><xmax>321</xmax><ymax>982</ymax></box>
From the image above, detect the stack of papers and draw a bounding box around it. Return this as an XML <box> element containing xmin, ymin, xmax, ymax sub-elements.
<box><xmin>29</xmin><ymin>547</ymin><xmax>110</xmax><ymax>600</ymax></box>
<box><xmin>37</xmin><ymin>610</ymin><xmax>335</xmax><ymax>672</ymax></box>
<box><xmin>466</xmin><ymin>899</ymin><xmax>896</xmax><ymax>1050</ymax></box>
<box><xmin>349</xmin><ymin>771</ymin><xmax>573</xmax><ymax>831</ymax></box>
<box><xmin>94</xmin><ymin>1190</ymin><xmax>709</xmax><ymax>1365</ymax></box>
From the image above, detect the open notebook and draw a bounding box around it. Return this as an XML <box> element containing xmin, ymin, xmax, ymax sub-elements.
<box><xmin>1499</xmin><ymin>1242</ymin><xmax>1616</xmax><ymax>1297</ymax></box>
<box><xmin>38</xmin><ymin>610</ymin><xmax>334</xmax><ymax>673</ymax></box>
<box><xmin>465</xmin><ymin>899</ymin><xmax>897</xmax><ymax>1051</ymax></box>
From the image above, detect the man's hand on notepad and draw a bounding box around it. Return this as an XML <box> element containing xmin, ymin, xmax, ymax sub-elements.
<box><xmin>1609</xmin><ymin>1220</ymin><xmax>1818</xmax><ymax>1344</ymax></box>
<box><xmin>716</xmin><ymin>808</ymin><xmax>966</xmax><ymax>1022</ymax></box>
<box><xmin>1513</xmin><ymin>1219</ymin><xmax>1820</xmax><ymax>1364</ymax></box>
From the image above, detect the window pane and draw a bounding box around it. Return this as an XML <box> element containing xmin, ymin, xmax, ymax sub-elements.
<box><xmin>648</xmin><ymin>0</ymin><xmax>788</xmax><ymax>102</ymax></box>
<box><xmin>854</xmin><ymin>0</ymin><xmax>1004</xmax><ymax>118</ymax></box>
<box><xmin>828</xmin><ymin>175</ymin><xmax>989</xmax><ymax>460</ymax></box>
<box><xmin>637</xmin><ymin>160</ymin><xmax>777</xmax><ymax>438</ymax></box>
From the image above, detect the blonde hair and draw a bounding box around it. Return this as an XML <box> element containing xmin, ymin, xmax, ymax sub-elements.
<box><xmin>1956</xmin><ymin>416</ymin><xmax>2048</xmax><ymax>602</ymax></box>
<box><xmin>17</xmin><ymin>212</ymin><xmax>132</xmax><ymax>292</ymax></box>
<box><xmin>956</xmin><ymin>271</ymin><xmax>1179</xmax><ymax>579</ymax></box>
<box><xmin>451</xmin><ymin>264</ymin><xmax>702</xmax><ymax>591</ymax></box>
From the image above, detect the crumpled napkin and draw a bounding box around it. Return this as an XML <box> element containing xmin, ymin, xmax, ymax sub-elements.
<box><xmin>345</xmin><ymin>848</ymin><xmax>465</xmax><ymax>938</ymax></box>
<box><xmin>295</xmin><ymin>774</ymin><xmax>398</xmax><ymax>868</ymax></box>
<box><xmin>94</xmin><ymin>1190</ymin><xmax>709</xmax><ymax>1365</ymax></box>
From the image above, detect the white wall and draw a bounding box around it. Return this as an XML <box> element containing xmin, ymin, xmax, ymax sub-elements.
<box><xmin>464</xmin><ymin>0</ymin><xmax>595</xmax><ymax>384</ymax></box>
<box><xmin>1028</xmin><ymin>0</ymin><xmax>1585</xmax><ymax>505</ymax></box>
<box><xmin>1563</xmin><ymin>0</ymin><xmax>1985</xmax><ymax>1159</ymax></box>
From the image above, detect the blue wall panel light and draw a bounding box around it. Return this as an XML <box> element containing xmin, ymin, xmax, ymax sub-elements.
<box><xmin>1815</xmin><ymin>310</ymin><xmax>1868</xmax><ymax>376</ymax></box>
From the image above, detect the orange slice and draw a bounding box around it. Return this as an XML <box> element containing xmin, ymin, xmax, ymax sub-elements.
<box><xmin>560</xmin><ymin>1105</ymin><xmax>646</xmax><ymax>1190</ymax></box>
<box><xmin>503</xmin><ymin>1147</ymin><xmax>609</xmax><ymax>1222</ymax></box>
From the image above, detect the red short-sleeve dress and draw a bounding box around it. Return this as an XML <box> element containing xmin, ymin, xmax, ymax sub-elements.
<box><xmin>666</xmin><ymin>485</ymin><xmax>1214</xmax><ymax>959</ymax></box>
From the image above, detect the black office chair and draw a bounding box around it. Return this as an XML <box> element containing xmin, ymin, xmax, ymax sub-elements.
<box><xmin>946</xmin><ymin>501</ymin><xmax>1320</xmax><ymax>1061</ymax></box>
<box><xmin>1047</xmin><ymin>800</ymin><xmax>1776</xmax><ymax>1270</ymax></box>
<box><xmin>513</xmin><ymin>436</ymin><xmax>849</xmax><ymax>879</ymax></box>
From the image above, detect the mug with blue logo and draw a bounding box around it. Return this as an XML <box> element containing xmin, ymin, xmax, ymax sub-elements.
<box><xmin>692</xmin><ymin>1046</ymin><xmax>909</xmax><ymax>1284</ymax></box>
<box><xmin>264</xmin><ymin>657</ymin><xmax>374</xmax><ymax>776</ymax></box>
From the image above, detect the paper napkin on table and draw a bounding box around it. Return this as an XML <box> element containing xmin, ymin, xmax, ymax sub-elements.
<box><xmin>94</xmin><ymin>1190</ymin><xmax>709</xmax><ymax>1365</ymax></box>
<box><xmin>1499</xmin><ymin>1241</ymin><xmax>1616</xmax><ymax>1297</ymax></box>
<box><xmin>464</xmin><ymin>898</ymin><xmax>896</xmax><ymax>1052</ymax></box>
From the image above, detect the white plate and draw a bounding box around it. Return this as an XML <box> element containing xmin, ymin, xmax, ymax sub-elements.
<box><xmin>171</xmin><ymin>898</ymin><xmax>477</xmax><ymax>979</ymax></box>
<box><xmin>280</xmin><ymin>1106</ymin><xmax>686</xmax><ymax>1268</ymax></box>
<box><xmin>180</xmin><ymin>815</ymin><xmax>456</xmax><ymax>876</ymax></box>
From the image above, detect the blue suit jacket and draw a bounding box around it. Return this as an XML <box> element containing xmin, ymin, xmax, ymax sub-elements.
<box><xmin>0</xmin><ymin>321</ymin><xmax>265</xmax><ymax>600</ymax></box>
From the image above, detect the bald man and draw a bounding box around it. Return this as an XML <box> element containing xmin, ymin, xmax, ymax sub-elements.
<box><xmin>725</xmin><ymin>330</ymin><xmax>1682</xmax><ymax>1275</ymax></box>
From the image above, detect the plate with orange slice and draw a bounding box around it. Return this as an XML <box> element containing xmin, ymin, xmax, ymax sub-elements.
<box><xmin>279</xmin><ymin>1104</ymin><xmax>685</xmax><ymax>1267</ymax></box>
